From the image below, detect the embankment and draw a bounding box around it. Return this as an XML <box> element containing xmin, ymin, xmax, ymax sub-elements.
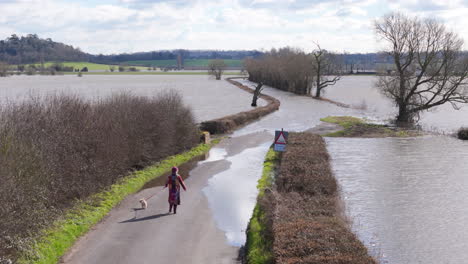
<box><xmin>246</xmin><ymin>132</ymin><xmax>376</xmax><ymax>264</ymax></box>
<box><xmin>0</xmin><ymin>91</ymin><xmax>200</xmax><ymax>263</ymax></box>
<box><xmin>200</xmin><ymin>78</ymin><xmax>280</xmax><ymax>134</ymax></box>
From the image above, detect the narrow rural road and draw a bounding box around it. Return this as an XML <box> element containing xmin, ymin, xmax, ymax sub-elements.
<box><xmin>62</xmin><ymin>133</ymin><xmax>271</xmax><ymax>264</ymax></box>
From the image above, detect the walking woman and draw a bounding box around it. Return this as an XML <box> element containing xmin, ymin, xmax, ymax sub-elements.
<box><xmin>165</xmin><ymin>166</ymin><xmax>187</xmax><ymax>214</ymax></box>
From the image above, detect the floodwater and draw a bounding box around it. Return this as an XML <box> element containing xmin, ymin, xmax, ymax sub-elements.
<box><xmin>201</xmin><ymin>79</ymin><xmax>362</xmax><ymax>246</ymax></box>
<box><xmin>204</xmin><ymin>77</ymin><xmax>468</xmax><ymax>264</ymax></box>
<box><xmin>6</xmin><ymin>74</ymin><xmax>468</xmax><ymax>263</ymax></box>
<box><xmin>326</xmin><ymin>136</ymin><xmax>468</xmax><ymax>264</ymax></box>
<box><xmin>324</xmin><ymin>75</ymin><xmax>468</xmax><ymax>133</ymax></box>
<box><xmin>322</xmin><ymin>76</ymin><xmax>468</xmax><ymax>263</ymax></box>
<box><xmin>0</xmin><ymin>75</ymin><xmax>266</xmax><ymax>122</ymax></box>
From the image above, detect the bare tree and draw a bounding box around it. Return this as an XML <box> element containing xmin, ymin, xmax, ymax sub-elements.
<box><xmin>311</xmin><ymin>44</ymin><xmax>342</xmax><ymax>98</ymax></box>
<box><xmin>0</xmin><ymin>62</ymin><xmax>9</xmax><ymax>77</ymax></box>
<box><xmin>208</xmin><ymin>59</ymin><xmax>227</xmax><ymax>80</ymax></box>
<box><xmin>375</xmin><ymin>12</ymin><xmax>468</xmax><ymax>124</ymax></box>
<box><xmin>251</xmin><ymin>82</ymin><xmax>264</xmax><ymax>107</ymax></box>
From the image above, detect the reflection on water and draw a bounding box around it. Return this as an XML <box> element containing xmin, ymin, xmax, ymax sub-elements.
<box><xmin>326</xmin><ymin>136</ymin><xmax>468</xmax><ymax>264</ymax></box>
<box><xmin>203</xmin><ymin>141</ymin><xmax>271</xmax><ymax>246</ymax></box>
<box><xmin>200</xmin><ymin>147</ymin><xmax>227</xmax><ymax>163</ymax></box>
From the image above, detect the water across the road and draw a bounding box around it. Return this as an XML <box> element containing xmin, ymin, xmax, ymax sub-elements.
<box><xmin>7</xmin><ymin>75</ymin><xmax>468</xmax><ymax>263</ymax></box>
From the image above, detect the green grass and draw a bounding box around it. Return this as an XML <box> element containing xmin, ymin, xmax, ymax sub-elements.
<box><xmin>18</xmin><ymin>139</ymin><xmax>220</xmax><ymax>264</ymax></box>
<box><xmin>320</xmin><ymin>116</ymin><xmax>417</xmax><ymax>138</ymax></box>
<box><xmin>124</xmin><ymin>60</ymin><xmax>177</xmax><ymax>67</ymax></box>
<box><xmin>184</xmin><ymin>59</ymin><xmax>243</xmax><ymax>67</ymax></box>
<box><xmin>123</xmin><ymin>59</ymin><xmax>243</xmax><ymax>67</ymax></box>
<box><xmin>245</xmin><ymin>148</ymin><xmax>278</xmax><ymax>264</ymax></box>
<box><xmin>320</xmin><ymin>116</ymin><xmax>364</xmax><ymax>129</ymax></box>
<box><xmin>65</xmin><ymin>71</ymin><xmax>243</xmax><ymax>76</ymax></box>
<box><xmin>31</xmin><ymin>62</ymin><xmax>147</xmax><ymax>71</ymax></box>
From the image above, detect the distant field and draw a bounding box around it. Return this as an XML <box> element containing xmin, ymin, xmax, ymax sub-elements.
<box><xmin>32</xmin><ymin>62</ymin><xmax>147</xmax><ymax>71</ymax></box>
<box><xmin>124</xmin><ymin>59</ymin><xmax>244</xmax><ymax>67</ymax></box>
<box><xmin>65</xmin><ymin>71</ymin><xmax>244</xmax><ymax>75</ymax></box>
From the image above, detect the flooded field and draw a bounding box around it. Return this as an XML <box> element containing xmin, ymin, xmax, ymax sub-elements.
<box><xmin>5</xmin><ymin>75</ymin><xmax>468</xmax><ymax>263</ymax></box>
<box><xmin>0</xmin><ymin>75</ymin><xmax>265</xmax><ymax>122</ymax></box>
<box><xmin>324</xmin><ymin>75</ymin><xmax>468</xmax><ymax>133</ymax></box>
<box><xmin>204</xmin><ymin>77</ymin><xmax>468</xmax><ymax>263</ymax></box>
<box><xmin>326</xmin><ymin>136</ymin><xmax>468</xmax><ymax>264</ymax></box>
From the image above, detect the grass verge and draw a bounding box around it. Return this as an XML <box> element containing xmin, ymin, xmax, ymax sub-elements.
<box><xmin>321</xmin><ymin>116</ymin><xmax>420</xmax><ymax>138</ymax></box>
<box><xmin>245</xmin><ymin>148</ymin><xmax>279</xmax><ymax>264</ymax></box>
<box><xmin>17</xmin><ymin>140</ymin><xmax>219</xmax><ymax>264</ymax></box>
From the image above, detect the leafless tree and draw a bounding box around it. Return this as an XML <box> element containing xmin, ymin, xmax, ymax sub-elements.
<box><xmin>0</xmin><ymin>62</ymin><xmax>10</xmax><ymax>77</ymax></box>
<box><xmin>311</xmin><ymin>43</ymin><xmax>342</xmax><ymax>98</ymax></box>
<box><xmin>251</xmin><ymin>82</ymin><xmax>264</xmax><ymax>107</ymax></box>
<box><xmin>208</xmin><ymin>59</ymin><xmax>227</xmax><ymax>80</ymax></box>
<box><xmin>375</xmin><ymin>12</ymin><xmax>468</xmax><ymax>124</ymax></box>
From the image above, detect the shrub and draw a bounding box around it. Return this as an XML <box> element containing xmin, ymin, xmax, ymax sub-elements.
<box><xmin>81</xmin><ymin>66</ymin><xmax>88</xmax><ymax>72</ymax></box>
<box><xmin>270</xmin><ymin>133</ymin><xmax>376</xmax><ymax>264</ymax></box>
<box><xmin>458</xmin><ymin>127</ymin><xmax>468</xmax><ymax>140</ymax></box>
<box><xmin>0</xmin><ymin>91</ymin><xmax>199</xmax><ymax>260</ymax></box>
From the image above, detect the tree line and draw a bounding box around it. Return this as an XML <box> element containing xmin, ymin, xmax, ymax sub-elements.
<box><xmin>245</xmin><ymin>46</ymin><xmax>343</xmax><ymax>96</ymax></box>
<box><xmin>0</xmin><ymin>34</ymin><xmax>88</xmax><ymax>64</ymax></box>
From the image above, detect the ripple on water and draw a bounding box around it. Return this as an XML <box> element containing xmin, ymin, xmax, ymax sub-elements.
<box><xmin>326</xmin><ymin>136</ymin><xmax>468</xmax><ymax>264</ymax></box>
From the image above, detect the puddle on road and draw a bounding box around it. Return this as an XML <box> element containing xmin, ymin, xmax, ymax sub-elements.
<box><xmin>203</xmin><ymin>141</ymin><xmax>272</xmax><ymax>246</ymax></box>
<box><xmin>141</xmin><ymin>154</ymin><xmax>207</xmax><ymax>189</ymax></box>
<box><xmin>199</xmin><ymin>147</ymin><xmax>227</xmax><ymax>163</ymax></box>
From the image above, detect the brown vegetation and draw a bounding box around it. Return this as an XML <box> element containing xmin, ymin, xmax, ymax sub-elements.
<box><xmin>268</xmin><ymin>133</ymin><xmax>376</xmax><ymax>264</ymax></box>
<box><xmin>458</xmin><ymin>127</ymin><xmax>468</xmax><ymax>140</ymax></box>
<box><xmin>0</xmin><ymin>91</ymin><xmax>199</xmax><ymax>260</ymax></box>
<box><xmin>245</xmin><ymin>48</ymin><xmax>314</xmax><ymax>95</ymax></box>
<box><xmin>208</xmin><ymin>59</ymin><xmax>227</xmax><ymax>80</ymax></box>
<box><xmin>200</xmin><ymin>78</ymin><xmax>280</xmax><ymax>134</ymax></box>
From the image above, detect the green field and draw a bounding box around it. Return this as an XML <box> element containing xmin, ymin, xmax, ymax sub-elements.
<box><xmin>124</xmin><ymin>59</ymin><xmax>243</xmax><ymax>67</ymax></box>
<box><xmin>33</xmin><ymin>62</ymin><xmax>147</xmax><ymax>71</ymax></box>
<box><xmin>65</xmin><ymin>71</ymin><xmax>244</xmax><ymax>76</ymax></box>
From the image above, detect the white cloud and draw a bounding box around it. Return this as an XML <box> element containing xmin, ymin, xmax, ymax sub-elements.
<box><xmin>0</xmin><ymin>0</ymin><xmax>466</xmax><ymax>54</ymax></box>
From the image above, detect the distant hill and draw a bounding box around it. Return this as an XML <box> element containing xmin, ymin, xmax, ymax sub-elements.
<box><xmin>0</xmin><ymin>34</ymin><xmax>89</xmax><ymax>64</ymax></box>
<box><xmin>0</xmin><ymin>34</ymin><xmax>403</xmax><ymax>71</ymax></box>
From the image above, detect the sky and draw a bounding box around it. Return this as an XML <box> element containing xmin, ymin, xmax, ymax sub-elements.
<box><xmin>0</xmin><ymin>0</ymin><xmax>467</xmax><ymax>54</ymax></box>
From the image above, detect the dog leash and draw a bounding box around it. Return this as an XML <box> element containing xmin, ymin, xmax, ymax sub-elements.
<box><xmin>144</xmin><ymin>186</ymin><xmax>166</xmax><ymax>201</ymax></box>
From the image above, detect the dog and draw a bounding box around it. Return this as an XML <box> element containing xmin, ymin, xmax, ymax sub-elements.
<box><xmin>139</xmin><ymin>198</ymin><xmax>147</xmax><ymax>209</ymax></box>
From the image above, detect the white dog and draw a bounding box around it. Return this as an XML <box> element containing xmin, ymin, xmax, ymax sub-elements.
<box><xmin>139</xmin><ymin>198</ymin><xmax>147</xmax><ymax>209</ymax></box>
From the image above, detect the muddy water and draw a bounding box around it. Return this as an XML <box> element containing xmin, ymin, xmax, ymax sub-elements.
<box><xmin>326</xmin><ymin>136</ymin><xmax>468</xmax><ymax>264</ymax></box>
<box><xmin>0</xmin><ymin>75</ymin><xmax>266</xmax><ymax>122</ymax></box>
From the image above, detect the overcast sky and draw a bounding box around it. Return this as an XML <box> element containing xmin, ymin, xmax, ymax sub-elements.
<box><xmin>0</xmin><ymin>0</ymin><xmax>467</xmax><ymax>54</ymax></box>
